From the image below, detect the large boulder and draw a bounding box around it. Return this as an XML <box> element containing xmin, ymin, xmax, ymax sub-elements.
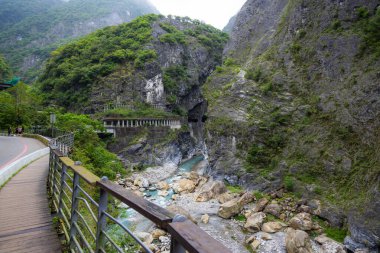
<box><xmin>218</xmin><ymin>192</ymin><xmax>254</xmax><ymax>218</ymax></box>
<box><xmin>262</xmin><ymin>221</ymin><xmax>286</xmax><ymax>233</ymax></box>
<box><xmin>134</xmin><ymin>176</ymin><xmax>149</xmax><ymax>188</ymax></box>
<box><xmin>218</xmin><ymin>198</ymin><xmax>241</xmax><ymax>219</ymax></box>
<box><xmin>264</xmin><ymin>202</ymin><xmax>282</xmax><ymax>217</ymax></box>
<box><xmin>244</xmin><ymin>212</ymin><xmax>266</xmax><ymax>232</ymax></box>
<box><xmin>285</xmin><ymin>228</ymin><xmax>313</xmax><ymax>253</ymax></box>
<box><xmin>194</xmin><ymin>180</ymin><xmax>227</xmax><ymax>202</ymax></box>
<box><xmin>289</xmin><ymin>212</ymin><xmax>313</xmax><ymax>231</ymax></box>
<box><xmin>254</xmin><ymin>198</ymin><xmax>269</xmax><ymax>212</ymax></box>
<box><xmin>172</xmin><ymin>179</ymin><xmax>196</xmax><ymax>193</ymax></box>
<box><xmin>156</xmin><ymin>181</ymin><xmax>170</xmax><ymax>191</ymax></box>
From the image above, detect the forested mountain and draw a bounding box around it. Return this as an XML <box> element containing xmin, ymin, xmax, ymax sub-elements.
<box><xmin>38</xmin><ymin>14</ymin><xmax>228</xmax><ymax>117</ymax></box>
<box><xmin>0</xmin><ymin>0</ymin><xmax>158</xmax><ymax>81</ymax></box>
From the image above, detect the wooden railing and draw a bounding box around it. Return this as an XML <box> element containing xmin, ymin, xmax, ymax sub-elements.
<box><xmin>48</xmin><ymin>147</ymin><xmax>231</xmax><ymax>253</ymax></box>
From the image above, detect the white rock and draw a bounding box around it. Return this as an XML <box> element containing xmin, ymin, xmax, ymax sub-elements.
<box><xmin>201</xmin><ymin>214</ymin><xmax>210</xmax><ymax>224</ymax></box>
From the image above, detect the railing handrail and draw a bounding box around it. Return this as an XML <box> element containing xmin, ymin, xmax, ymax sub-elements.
<box><xmin>48</xmin><ymin>146</ymin><xmax>231</xmax><ymax>253</ymax></box>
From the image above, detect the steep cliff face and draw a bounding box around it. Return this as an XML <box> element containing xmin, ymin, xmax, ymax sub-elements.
<box><xmin>205</xmin><ymin>0</ymin><xmax>380</xmax><ymax>250</ymax></box>
<box><xmin>0</xmin><ymin>0</ymin><xmax>158</xmax><ymax>80</ymax></box>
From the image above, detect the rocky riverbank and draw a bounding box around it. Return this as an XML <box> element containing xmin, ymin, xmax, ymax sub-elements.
<box><xmin>114</xmin><ymin>157</ymin><xmax>375</xmax><ymax>253</ymax></box>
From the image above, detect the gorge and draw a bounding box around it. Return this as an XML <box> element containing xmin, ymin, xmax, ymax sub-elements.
<box><xmin>0</xmin><ymin>0</ymin><xmax>379</xmax><ymax>252</ymax></box>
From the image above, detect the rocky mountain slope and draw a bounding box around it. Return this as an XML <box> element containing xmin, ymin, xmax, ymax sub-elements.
<box><xmin>0</xmin><ymin>0</ymin><xmax>158</xmax><ymax>80</ymax></box>
<box><xmin>203</xmin><ymin>0</ymin><xmax>380</xmax><ymax>251</ymax></box>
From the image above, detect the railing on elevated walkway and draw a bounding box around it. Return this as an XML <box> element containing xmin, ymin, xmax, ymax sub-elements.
<box><xmin>48</xmin><ymin>137</ymin><xmax>230</xmax><ymax>253</ymax></box>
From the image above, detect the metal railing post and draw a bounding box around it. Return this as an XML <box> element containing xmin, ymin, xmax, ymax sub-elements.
<box><xmin>51</xmin><ymin>157</ymin><xmax>59</xmax><ymax>210</ymax></box>
<box><xmin>170</xmin><ymin>215</ymin><xmax>187</xmax><ymax>253</ymax></box>
<box><xmin>96</xmin><ymin>177</ymin><xmax>108</xmax><ymax>253</ymax></box>
<box><xmin>58</xmin><ymin>164</ymin><xmax>67</xmax><ymax>217</ymax></box>
<box><xmin>69</xmin><ymin>172</ymin><xmax>80</xmax><ymax>249</ymax></box>
<box><xmin>47</xmin><ymin>150</ymin><xmax>54</xmax><ymax>190</ymax></box>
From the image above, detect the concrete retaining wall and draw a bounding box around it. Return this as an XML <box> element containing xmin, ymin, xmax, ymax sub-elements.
<box><xmin>0</xmin><ymin>147</ymin><xmax>50</xmax><ymax>187</ymax></box>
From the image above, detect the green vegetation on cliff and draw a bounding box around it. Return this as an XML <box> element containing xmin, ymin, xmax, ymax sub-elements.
<box><xmin>101</xmin><ymin>102</ymin><xmax>177</xmax><ymax>119</ymax></box>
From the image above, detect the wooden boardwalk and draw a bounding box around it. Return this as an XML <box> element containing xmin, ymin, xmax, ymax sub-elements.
<box><xmin>0</xmin><ymin>155</ymin><xmax>62</xmax><ymax>252</ymax></box>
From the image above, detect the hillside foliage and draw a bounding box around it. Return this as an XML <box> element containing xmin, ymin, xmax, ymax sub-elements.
<box><xmin>0</xmin><ymin>0</ymin><xmax>158</xmax><ymax>80</ymax></box>
<box><xmin>38</xmin><ymin>14</ymin><xmax>160</xmax><ymax>108</ymax></box>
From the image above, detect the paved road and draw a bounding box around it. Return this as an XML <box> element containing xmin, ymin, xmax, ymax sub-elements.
<box><xmin>0</xmin><ymin>136</ymin><xmax>46</xmax><ymax>170</ymax></box>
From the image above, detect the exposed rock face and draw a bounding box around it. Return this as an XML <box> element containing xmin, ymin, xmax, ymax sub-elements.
<box><xmin>204</xmin><ymin>0</ymin><xmax>380</xmax><ymax>249</ymax></box>
<box><xmin>285</xmin><ymin>228</ymin><xmax>313</xmax><ymax>253</ymax></box>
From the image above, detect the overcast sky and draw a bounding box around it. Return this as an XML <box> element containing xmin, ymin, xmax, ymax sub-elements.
<box><xmin>149</xmin><ymin>0</ymin><xmax>246</xmax><ymax>30</ymax></box>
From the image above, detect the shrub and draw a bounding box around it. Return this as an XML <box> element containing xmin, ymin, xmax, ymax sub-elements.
<box><xmin>290</xmin><ymin>42</ymin><xmax>302</xmax><ymax>55</ymax></box>
<box><xmin>233</xmin><ymin>214</ymin><xmax>247</xmax><ymax>222</ymax></box>
<box><xmin>215</xmin><ymin>66</ymin><xmax>224</xmax><ymax>73</ymax></box>
<box><xmin>226</xmin><ymin>185</ymin><xmax>244</xmax><ymax>194</ymax></box>
<box><xmin>357</xmin><ymin>6</ymin><xmax>369</xmax><ymax>19</ymax></box>
<box><xmin>253</xmin><ymin>190</ymin><xmax>264</xmax><ymax>200</ymax></box>
<box><xmin>325</xmin><ymin>227</ymin><xmax>348</xmax><ymax>243</ymax></box>
<box><xmin>260</xmin><ymin>82</ymin><xmax>273</xmax><ymax>94</ymax></box>
<box><xmin>224</xmin><ymin>58</ymin><xmax>237</xmax><ymax>66</ymax></box>
<box><xmin>332</xmin><ymin>20</ymin><xmax>342</xmax><ymax>30</ymax></box>
<box><xmin>284</xmin><ymin>176</ymin><xmax>295</xmax><ymax>192</ymax></box>
<box><xmin>245</xmin><ymin>68</ymin><xmax>263</xmax><ymax>82</ymax></box>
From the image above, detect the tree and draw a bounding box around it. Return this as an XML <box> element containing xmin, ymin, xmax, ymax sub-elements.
<box><xmin>0</xmin><ymin>54</ymin><xmax>11</xmax><ymax>81</ymax></box>
<box><xmin>0</xmin><ymin>82</ymin><xmax>41</xmax><ymax>128</ymax></box>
